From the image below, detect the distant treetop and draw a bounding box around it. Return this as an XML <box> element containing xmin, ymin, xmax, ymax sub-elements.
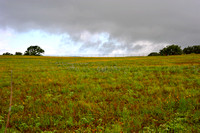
<box><xmin>159</xmin><ymin>44</ymin><xmax>182</xmax><ymax>56</ymax></box>
<box><xmin>3</xmin><ymin>52</ymin><xmax>13</xmax><ymax>55</ymax></box>
<box><xmin>24</xmin><ymin>45</ymin><xmax>45</xmax><ymax>56</ymax></box>
<box><xmin>183</xmin><ymin>45</ymin><xmax>200</xmax><ymax>54</ymax></box>
<box><xmin>15</xmin><ymin>52</ymin><xmax>22</xmax><ymax>55</ymax></box>
<box><xmin>148</xmin><ymin>44</ymin><xmax>200</xmax><ymax>56</ymax></box>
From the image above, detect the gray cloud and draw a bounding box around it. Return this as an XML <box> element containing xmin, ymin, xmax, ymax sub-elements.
<box><xmin>0</xmin><ymin>0</ymin><xmax>200</xmax><ymax>54</ymax></box>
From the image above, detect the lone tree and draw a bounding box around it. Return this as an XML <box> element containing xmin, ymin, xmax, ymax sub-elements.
<box><xmin>159</xmin><ymin>44</ymin><xmax>182</xmax><ymax>56</ymax></box>
<box><xmin>24</xmin><ymin>46</ymin><xmax>45</xmax><ymax>56</ymax></box>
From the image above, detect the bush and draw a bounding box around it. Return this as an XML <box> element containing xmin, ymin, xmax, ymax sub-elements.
<box><xmin>15</xmin><ymin>52</ymin><xmax>22</xmax><ymax>55</ymax></box>
<box><xmin>148</xmin><ymin>52</ymin><xmax>160</xmax><ymax>56</ymax></box>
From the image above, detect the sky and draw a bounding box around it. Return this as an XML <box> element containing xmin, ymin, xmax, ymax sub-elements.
<box><xmin>0</xmin><ymin>0</ymin><xmax>200</xmax><ymax>56</ymax></box>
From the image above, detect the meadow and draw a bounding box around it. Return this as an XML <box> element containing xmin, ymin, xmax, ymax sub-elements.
<box><xmin>0</xmin><ymin>55</ymin><xmax>200</xmax><ymax>132</ymax></box>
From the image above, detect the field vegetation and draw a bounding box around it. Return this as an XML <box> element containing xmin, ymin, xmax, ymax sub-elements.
<box><xmin>0</xmin><ymin>55</ymin><xmax>200</xmax><ymax>132</ymax></box>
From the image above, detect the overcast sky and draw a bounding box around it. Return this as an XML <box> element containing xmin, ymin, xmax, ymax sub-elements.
<box><xmin>0</xmin><ymin>0</ymin><xmax>200</xmax><ymax>56</ymax></box>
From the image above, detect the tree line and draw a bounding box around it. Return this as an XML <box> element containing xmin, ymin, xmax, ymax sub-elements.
<box><xmin>2</xmin><ymin>44</ymin><xmax>200</xmax><ymax>56</ymax></box>
<box><xmin>148</xmin><ymin>45</ymin><xmax>200</xmax><ymax>56</ymax></box>
<box><xmin>2</xmin><ymin>46</ymin><xmax>45</xmax><ymax>56</ymax></box>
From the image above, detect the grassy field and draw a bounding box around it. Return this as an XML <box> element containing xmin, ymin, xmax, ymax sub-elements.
<box><xmin>0</xmin><ymin>55</ymin><xmax>200</xmax><ymax>132</ymax></box>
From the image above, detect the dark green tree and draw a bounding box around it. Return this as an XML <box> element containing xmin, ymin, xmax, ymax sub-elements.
<box><xmin>159</xmin><ymin>44</ymin><xmax>182</xmax><ymax>56</ymax></box>
<box><xmin>15</xmin><ymin>52</ymin><xmax>22</xmax><ymax>55</ymax></box>
<box><xmin>183</xmin><ymin>45</ymin><xmax>200</xmax><ymax>54</ymax></box>
<box><xmin>3</xmin><ymin>52</ymin><xmax>13</xmax><ymax>55</ymax></box>
<box><xmin>24</xmin><ymin>46</ymin><xmax>45</xmax><ymax>56</ymax></box>
<box><xmin>148</xmin><ymin>52</ymin><xmax>160</xmax><ymax>56</ymax></box>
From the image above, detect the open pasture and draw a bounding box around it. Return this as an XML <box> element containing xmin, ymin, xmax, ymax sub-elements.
<box><xmin>0</xmin><ymin>55</ymin><xmax>200</xmax><ymax>132</ymax></box>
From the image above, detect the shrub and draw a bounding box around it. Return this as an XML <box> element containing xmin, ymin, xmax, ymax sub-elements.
<box><xmin>148</xmin><ymin>52</ymin><xmax>160</xmax><ymax>56</ymax></box>
<box><xmin>15</xmin><ymin>52</ymin><xmax>22</xmax><ymax>55</ymax></box>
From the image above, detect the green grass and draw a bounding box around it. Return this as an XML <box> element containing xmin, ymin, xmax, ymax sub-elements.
<box><xmin>0</xmin><ymin>55</ymin><xmax>200</xmax><ymax>132</ymax></box>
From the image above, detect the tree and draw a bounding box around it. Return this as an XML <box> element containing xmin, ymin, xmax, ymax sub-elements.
<box><xmin>24</xmin><ymin>46</ymin><xmax>45</xmax><ymax>56</ymax></box>
<box><xmin>159</xmin><ymin>44</ymin><xmax>182</xmax><ymax>56</ymax></box>
<box><xmin>3</xmin><ymin>52</ymin><xmax>13</xmax><ymax>55</ymax></box>
<box><xmin>15</xmin><ymin>52</ymin><xmax>22</xmax><ymax>55</ymax></box>
<box><xmin>148</xmin><ymin>52</ymin><xmax>160</xmax><ymax>56</ymax></box>
<box><xmin>183</xmin><ymin>45</ymin><xmax>200</xmax><ymax>54</ymax></box>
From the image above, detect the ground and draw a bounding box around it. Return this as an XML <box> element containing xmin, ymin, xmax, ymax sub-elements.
<box><xmin>0</xmin><ymin>55</ymin><xmax>200</xmax><ymax>132</ymax></box>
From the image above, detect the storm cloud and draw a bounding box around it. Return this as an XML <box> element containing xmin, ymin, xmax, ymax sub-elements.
<box><xmin>0</xmin><ymin>0</ymin><xmax>200</xmax><ymax>55</ymax></box>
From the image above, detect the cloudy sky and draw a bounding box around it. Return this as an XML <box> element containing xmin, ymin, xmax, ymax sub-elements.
<box><xmin>0</xmin><ymin>0</ymin><xmax>200</xmax><ymax>56</ymax></box>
